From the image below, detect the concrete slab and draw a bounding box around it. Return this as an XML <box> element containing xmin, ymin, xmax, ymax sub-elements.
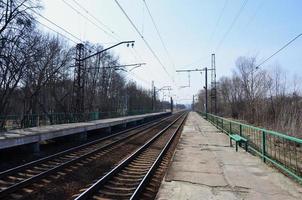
<box><xmin>156</xmin><ymin>112</ymin><xmax>302</xmax><ymax>200</ymax></box>
<box><xmin>0</xmin><ymin>112</ymin><xmax>170</xmax><ymax>150</ymax></box>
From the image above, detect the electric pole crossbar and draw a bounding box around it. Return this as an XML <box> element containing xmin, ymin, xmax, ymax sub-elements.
<box><xmin>176</xmin><ymin>67</ymin><xmax>214</xmax><ymax>114</ymax></box>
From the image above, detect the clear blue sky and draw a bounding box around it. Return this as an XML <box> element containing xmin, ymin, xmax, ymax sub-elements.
<box><xmin>38</xmin><ymin>0</ymin><xmax>302</xmax><ymax>104</ymax></box>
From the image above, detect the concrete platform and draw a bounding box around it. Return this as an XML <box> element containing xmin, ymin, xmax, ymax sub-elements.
<box><xmin>156</xmin><ymin>112</ymin><xmax>302</xmax><ymax>200</ymax></box>
<box><xmin>0</xmin><ymin>112</ymin><xmax>169</xmax><ymax>150</ymax></box>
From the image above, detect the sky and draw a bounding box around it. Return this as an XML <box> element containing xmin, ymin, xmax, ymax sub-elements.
<box><xmin>37</xmin><ymin>0</ymin><xmax>302</xmax><ymax>105</ymax></box>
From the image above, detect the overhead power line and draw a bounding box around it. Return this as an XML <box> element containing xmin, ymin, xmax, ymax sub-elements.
<box><xmin>256</xmin><ymin>33</ymin><xmax>302</xmax><ymax>69</ymax></box>
<box><xmin>71</xmin><ymin>0</ymin><xmax>120</xmax><ymax>40</ymax></box>
<box><xmin>26</xmin><ymin>2</ymin><xmax>147</xmax><ymax>80</ymax></box>
<box><xmin>24</xmin><ymin>4</ymin><xmax>102</xmax><ymax>53</ymax></box>
<box><xmin>209</xmin><ymin>0</ymin><xmax>229</xmax><ymax>48</ymax></box>
<box><xmin>64</xmin><ymin>0</ymin><xmax>151</xmax><ymax>77</ymax></box>
<box><xmin>243</xmin><ymin>0</ymin><xmax>264</xmax><ymax>32</ymax></box>
<box><xmin>128</xmin><ymin>71</ymin><xmax>152</xmax><ymax>85</ymax></box>
<box><xmin>28</xmin><ymin>6</ymin><xmax>83</xmax><ymax>43</ymax></box>
<box><xmin>142</xmin><ymin>0</ymin><xmax>175</xmax><ymax>71</ymax></box>
<box><xmin>36</xmin><ymin>20</ymin><xmax>78</xmax><ymax>44</ymax></box>
<box><xmin>114</xmin><ymin>0</ymin><xmax>173</xmax><ymax>81</ymax></box>
<box><xmin>215</xmin><ymin>0</ymin><xmax>248</xmax><ymax>51</ymax></box>
<box><xmin>68</xmin><ymin>0</ymin><xmax>148</xmax><ymax>70</ymax></box>
<box><xmin>28</xmin><ymin>2</ymin><xmax>150</xmax><ymax>85</ymax></box>
<box><xmin>62</xmin><ymin>0</ymin><xmax>119</xmax><ymax>42</ymax></box>
<box><xmin>31</xmin><ymin>3</ymin><xmax>146</xmax><ymax>85</ymax></box>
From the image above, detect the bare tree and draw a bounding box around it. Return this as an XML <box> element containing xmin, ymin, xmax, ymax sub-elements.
<box><xmin>196</xmin><ymin>55</ymin><xmax>302</xmax><ymax>138</ymax></box>
<box><xmin>20</xmin><ymin>32</ymin><xmax>72</xmax><ymax>118</ymax></box>
<box><xmin>0</xmin><ymin>1</ymin><xmax>167</xmax><ymax>130</ymax></box>
<box><xmin>234</xmin><ymin>56</ymin><xmax>269</xmax><ymax>123</ymax></box>
<box><xmin>0</xmin><ymin>0</ymin><xmax>40</xmax><ymax>128</ymax></box>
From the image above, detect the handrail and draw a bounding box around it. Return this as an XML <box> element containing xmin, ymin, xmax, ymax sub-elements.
<box><xmin>205</xmin><ymin>113</ymin><xmax>302</xmax><ymax>143</ymax></box>
<box><xmin>198</xmin><ymin>111</ymin><xmax>302</xmax><ymax>184</ymax></box>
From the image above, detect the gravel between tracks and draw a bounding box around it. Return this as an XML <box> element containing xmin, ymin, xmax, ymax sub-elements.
<box><xmin>8</xmin><ymin>114</ymin><xmax>180</xmax><ymax>200</ymax></box>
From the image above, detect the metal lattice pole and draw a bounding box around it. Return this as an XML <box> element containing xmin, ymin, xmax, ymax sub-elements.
<box><xmin>73</xmin><ymin>43</ymin><xmax>85</xmax><ymax>115</ymax></box>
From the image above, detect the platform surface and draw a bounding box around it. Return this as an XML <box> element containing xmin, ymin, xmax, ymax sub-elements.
<box><xmin>156</xmin><ymin>112</ymin><xmax>302</xmax><ymax>200</ymax></box>
<box><xmin>0</xmin><ymin>112</ymin><xmax>168</xmax><ymax>150</ymax></box>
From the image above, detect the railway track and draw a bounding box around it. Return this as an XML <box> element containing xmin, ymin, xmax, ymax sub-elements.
<box><xmin>74</xmin><ymin>112</ymin><xmax>187</xmax><ymax>200</ymax></box>
<box><xmin>0</xmin><ymin>113</ymin><xmax>182</xmax><ymax>199</ymax></box>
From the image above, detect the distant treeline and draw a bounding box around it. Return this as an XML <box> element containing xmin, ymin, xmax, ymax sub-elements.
<box><xmin>196</xmin><ymin>56</ymin><xmax>302</xmax><ymax>138</ymax></box>
<box><xmin>0</xmin><ymin>0</ymin><xmax>173</xmax><ymax>129</ymax></box>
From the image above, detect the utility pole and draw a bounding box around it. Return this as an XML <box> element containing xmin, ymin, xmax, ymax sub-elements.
<box><xmin>170</xmin><ymin>97</ymin><xmax>173</xmax><ymax>113</ymax></box>
<box><xmin>205</xmin><ymin>67</ymin><xmax>208</xmax><ymax>114</ymax></box>
<box><xmin>153</xmin><ymin>86</ymin><xmax>156</xmax><ymax>111</ymax></box>
<box><xmin>72</xmin><ymin>40</ymin><xmax>135</xmax><ymax>115</ymax></box>
<box><xmin>152</xmin><ymin>81</ymin><xmax>156</xmax><ymax>111</ymax></box>
<box><xmin>176</xmin><ymin>68</ymin><xmax>213</xmax><ymax>115</ymax></box>
<box><xmin>192</xmin><ymin>95</ymin><xmax>195</xmax><ymax>111</ymax></box>
<box><xmin>73</xmin><ymin>43</ymin><xmax>85</xmax><ymax>114</ymax></box>
<box><xmin>151</xmin><ymin>81</ymin><xmax>155</xmax><ymax>111</ymax></box>
<box><xmin>210</xmin><ymin>53</ymin><xmax>217</xmax><ymax>114</ymax></box>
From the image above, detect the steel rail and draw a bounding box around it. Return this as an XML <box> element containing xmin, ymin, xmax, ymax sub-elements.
<box><xmin>130</xmin><ymin>112</ymin><xmax>187</xmax><ymax>199</ymax></box>
<box><xmin>0</xmin><ymin>113</ymin><xmax>176</xmax><ymax>197</ymax></box>
<box><xmin>74</xmin><ymin>112</ymin><xmax>187</xmax><ymax>200</ymax></box>
<box><xmin>0</xmin><ymin>114</ymin><xmax>168</xmax><ymax>178</ymax></box>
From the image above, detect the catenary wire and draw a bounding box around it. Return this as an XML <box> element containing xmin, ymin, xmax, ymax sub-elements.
<box><xmin>215</xmin><ymin>0</ymin><xmax>248</xmax><ymax>51</ymax></box>
<box><xmin>37</xmin><ymin>21</ymin><xmax>78</xmax><ymax>44</ymax></box>
<box><xmin>71</xmin><ymin>0</ymin><xmax>120</xmax><ymax>39</ymax></box>
<box><xmin>61</xmin><ymin>0</ymin><xmax>119</xmax><ymax>42</ymax></box>
<box><xmin>256</xmin><ymin>33</ymin><xmax>302</xmax><ymax>69</ymax></box>
<box><xmin>208</xmin><ymin>0</ymin><xmax>229</xmax><ymax>50</ymax></box>
<box><xmin>63</xmin><ymin>0</ymin><xmax>151</xmax><ymax>82</ymax></box>
<box><xmin>27</xmin><ymin>6</ymin><xmax>84</xmax><ymax>43</ymax></box>
<box><xmin>142</xmin><ymin>0</ymin><xmax>175</xmax><ymax>71</ymax></box>
<box><xmin>114</xmin><ymin>0</ymin><xmax>174</xmax><ymax>82</ymax></box>
<box><xmin>29</xmin><ymin>3</ymin><xmax>155</xmax><ymax>89</ymax></box>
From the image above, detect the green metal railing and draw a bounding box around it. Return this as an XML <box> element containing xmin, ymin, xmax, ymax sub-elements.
<box><xmin>0</xmin><ymin>109</ymin><xmax>156</xmax><ymax>131</ymax></box>
<box><xmin>198</xmin><ymin>112</ymin><xmax>302</xmax><ymax>183</ymax></box>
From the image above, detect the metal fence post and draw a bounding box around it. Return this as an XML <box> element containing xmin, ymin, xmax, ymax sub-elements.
<box><xmin>239</xmin><ymin>124</ymin><xmax>242</xmax><ymax>136</ymax></box>
<box><xmin>229</xmin><ymin>122</ymin><xmax>232</xmax><ymax>134</ymax></box>
<box><xmin>262</xmin><ymin>131</ymin><xmax>266</xmax><ymax>162</ymax></box>
<box><xmin>221</xmin><ymin>118</ymin><xmax>224</xmax><ymax>130</ymax></box>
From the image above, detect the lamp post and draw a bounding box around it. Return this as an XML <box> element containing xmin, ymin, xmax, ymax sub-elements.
<box><xmin>79</xmin><ymin>41</ymin><xmax>135</xmax><ymax>62</ymax></box>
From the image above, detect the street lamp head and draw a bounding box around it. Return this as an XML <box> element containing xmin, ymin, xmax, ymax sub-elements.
<box><xmin>126</xmin><ymin>41</ymin><xmax>135</xmax><ymax>48</ymax></box>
